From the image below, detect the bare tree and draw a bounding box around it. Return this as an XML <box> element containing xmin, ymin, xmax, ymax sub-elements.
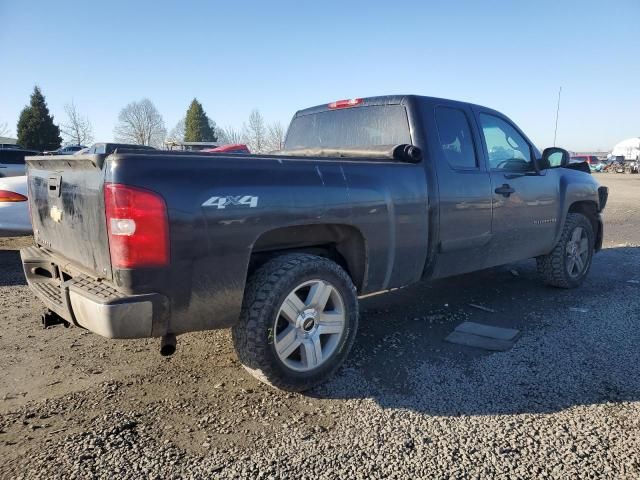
<box><xmin>219</xmin><ymin>126</ymin><xmax>243</xmax><ymax>145</ymax></box>
<box><xmin>114</xmin><ymin>98</ymin><xmax>166</xmax><ymax>147</ymax></box>
<box><xmin>0</xmin><ymin>121</ymin><xmax>10</xmax><ymax>137</ymax></box>
<box><xmin>167</xmin><ymin>118</ymin><xmax>185</xmax><ymax>143</ymax></box>
<box><xmin>266</xmin><ymin>121</ymin><xmax>285</xmax><ymax>152</ymax></box>
<box><xmin>242</xmin><ymin>109</ymin><xmax>267</xmax><ymax>153</ymax></box>
<box><xmin>214</xmin><ymin>126</ymin><xmax>228</xmax><ymax>144</ymax></box>
<box><xmin>61</xmin><ymin>101</ymin><xmax>93</xmax><ymax>145</ymax></box>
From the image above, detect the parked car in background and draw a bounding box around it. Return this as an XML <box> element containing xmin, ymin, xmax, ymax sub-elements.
<box><xmin>571</xmin><ymin>155</ymin><xmax>606</xmax><ymax>173</ymax></box>
<box><xmin>203</xmin><ymin>143</ymin><xmax>251</xmax><ymax>154</ymax></box>
<box><xmin>0</xmin><ymin>146</ymin><xmax>40</xmax><ymax>177</ymax></box>
<box><xmin>44</xmin><ymin>145</ymin><xmax>86</xmax><ymax>155</ymax></box>
<box><xmin>624</xmin><ymin>158</ymin><xmax>639</xmax><ymax>174</ymax></box>
<box><xmin>165</xmin><ymin>141</ymin><xmax>219</xmax><ymax>151</ymax></box>
<box><xmin>600</xmin><ymin>155</ymin><xmax>624</xmax><ymax>173</ymax></box>
<box><xmin>82</xmin><ymin>143</ymin><xmax>157</xmax><ymax>154</ymax></box>
<box><xmin>570</xmin><ymin>155</ymin><xmax>600</xmax><ymax>165</ymax></box>
<box><xmin>611</xmin><ymin>156</ymin><xmax>627</xmax><ymax>173</ymax></box>
<box><xmin>0</xmin><ymin>175</ymin><xmax>31</xmax><ymax>235</ymax></box>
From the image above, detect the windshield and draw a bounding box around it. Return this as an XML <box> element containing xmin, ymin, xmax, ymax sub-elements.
<box><xmin>284</xmin><ymin>104</ymin><xmax>411</xmax><ymax>150</ymax></box>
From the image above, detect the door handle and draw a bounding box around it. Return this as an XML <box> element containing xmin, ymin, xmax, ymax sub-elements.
<box><xmin>495</xmin><ymin>184</ymin><xmax>515</xmax><ymax>198</ymax></box>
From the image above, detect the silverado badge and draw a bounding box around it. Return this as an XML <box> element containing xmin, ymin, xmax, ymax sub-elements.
<box><xmin>50</xmin><ymin>205</ymin><xmax>63</xmax><ymax>223</ymax></box>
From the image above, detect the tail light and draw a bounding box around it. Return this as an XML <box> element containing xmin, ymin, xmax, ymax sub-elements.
<box><xmin>328</xmin><ymin>98</ymin><xmax>363</xmax><ymax>109</ymax></box>
<box><xmin>104</xmin><ymin>183</ymin><xmax>169</xmax><ymax>268</ymax></box>
<box><xmin>0</xmin><ymin>190</ymin><xmax>27</xmax><ymax>202</ymax></box>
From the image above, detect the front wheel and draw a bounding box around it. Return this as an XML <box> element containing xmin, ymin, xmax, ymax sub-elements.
<box><xmin>232</xmin><ymin>253</ymin><xmax>358</xmax><ymax>391</ymax></box>
<box><xmin>536</xmin><ymin>213</ymin><xmax>594</xmax><ymax>288</ymax></box>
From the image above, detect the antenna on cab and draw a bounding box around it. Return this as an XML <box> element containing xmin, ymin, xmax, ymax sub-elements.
<box><xmin>553</xmin><ymin>86</ymin><xmax>562</xmax><ymax>146</ymax></box>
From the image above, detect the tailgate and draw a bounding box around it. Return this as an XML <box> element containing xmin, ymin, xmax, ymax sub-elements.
<box><xmin>26</xmin><ymin>154</ymin><xmax>112</xmax><ymax>279</ymax></box>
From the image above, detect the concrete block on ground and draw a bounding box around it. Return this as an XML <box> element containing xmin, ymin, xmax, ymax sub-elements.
<box><xmin>455</xmin><ymin>321</ymin><xmax>520</xmax><ymax>341</ymax></box>
<box><xmin>445</xmin><ymin>322</ymin><xmax>521</xmax><ymax>351</ymax></box>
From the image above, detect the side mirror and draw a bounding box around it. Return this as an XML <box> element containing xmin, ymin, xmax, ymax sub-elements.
<box><xmin>541</xmin><ymin>147</ymin><xmax>570</xmax><ymax>169</ymax></box>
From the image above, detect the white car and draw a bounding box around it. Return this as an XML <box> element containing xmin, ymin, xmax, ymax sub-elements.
<box><xmin>0</xmin><ymin>175</ymin><xmax>31</xmax><ymax>235</ymax></box>
<box><xmin>0</xmin><ymin>147</ymin><xmax>40</xmax><ymax>177</ymax></box>
<box><xmin>43</xmin><ymin>145</ymin><xmax>86</xmax><ymax>156</ymax></box>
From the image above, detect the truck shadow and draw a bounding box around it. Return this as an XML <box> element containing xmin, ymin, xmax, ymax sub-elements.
<box><xmin>0</xmin><ymin>249</ymin><xmax>27</xmax><ymax>287</ymax></box>
<box><xmin>311</xmin><ymin>246</ymin><xmax>640</xmax><ymax>416</ymax></box>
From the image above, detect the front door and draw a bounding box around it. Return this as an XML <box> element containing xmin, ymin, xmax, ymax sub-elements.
<box><xmin>477</xmin><ymin>112</ymin><xmax>560</xmax><ymax>265</ymax></box>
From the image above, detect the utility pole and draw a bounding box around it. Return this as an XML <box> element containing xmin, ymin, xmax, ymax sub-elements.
<box><xmin>553</xmin><ymin>86</ymin><xmax>562</xmax><ymax>146</ymax></box>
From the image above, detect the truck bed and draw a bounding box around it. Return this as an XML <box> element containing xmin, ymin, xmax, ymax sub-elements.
<box><xmin>25</xmin><ymin>149</ymin><xmax>431</xmax><ymax>336</ymax></box>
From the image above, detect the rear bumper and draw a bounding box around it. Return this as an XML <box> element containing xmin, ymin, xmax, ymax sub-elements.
<box><xmin>20</xmin><ymin>246</ymin><xmax>169</xmax><ymax>339</ymax></box>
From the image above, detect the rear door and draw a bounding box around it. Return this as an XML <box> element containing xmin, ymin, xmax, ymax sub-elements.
<box><xmin>27</xmin><ymin>154</ymin><xmax>112</xmax><ymax>278</ymax></box>
<box><xmin>428</xmin><ymin>103</ymin><xmax>493</xmax><ymax>277</ymax></box>
<box><xmin>475</xmin><ymin>110</ymin><xmax>560</xmax><ymax>265</ymax></box>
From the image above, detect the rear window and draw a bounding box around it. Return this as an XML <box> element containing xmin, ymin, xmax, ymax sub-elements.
<box><xmin>435</xmin><ymin>107</ymin><xmax>477</xmax><ymax>169</ymax></box>
<box><xmin>284</xmin><ymin>104</ymin><xmax>411</xmax><ymax>150</ymax></box>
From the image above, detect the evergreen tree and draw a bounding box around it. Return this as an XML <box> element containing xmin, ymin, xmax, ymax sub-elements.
<box><xmin>16</xmin><ymin>86</ymin><xmax>62</xmax><ymax>151</ymax></box>
<box><xmin>184</xmin><ymin>99</ymin><xmax>217</xmax><ymax>142</ymax></box>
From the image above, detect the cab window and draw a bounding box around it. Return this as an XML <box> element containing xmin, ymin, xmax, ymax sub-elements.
<box><xmin>435</xmin><ymin>107</ymin><xmax>477</xmax><ymax>169</ymax></box>
<box><xmin>479</xmin><ymin>114</ymin><xmax>533</xmax><ymax>171</ymax></box>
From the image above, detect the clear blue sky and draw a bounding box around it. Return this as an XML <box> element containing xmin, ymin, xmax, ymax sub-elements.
<box><xmin>1</xmin><ymin>0</ymin><xmax>638</xmax><ymax>151</ymax></box>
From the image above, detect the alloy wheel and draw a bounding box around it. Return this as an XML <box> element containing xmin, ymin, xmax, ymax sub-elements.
<box><xmin>273</xmin><ymin>279</ymin><xmax>346</xmax><ymax>372</ymax></box>
<box><xmin>566</xmin><ymin>226</ymin><xmax>589</xmax><ymax>278</ymax></box>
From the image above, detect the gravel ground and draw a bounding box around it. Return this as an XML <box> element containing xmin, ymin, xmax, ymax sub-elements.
<box><xmin>1</xmin><ymin>175</ymin><xmax>639</xmax><ymax>479</ymax></box>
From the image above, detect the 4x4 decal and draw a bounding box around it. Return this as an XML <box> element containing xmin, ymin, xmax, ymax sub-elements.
<box><xmin>202</xmin><ymin>195</ymin><xmax>259</xmax><ymax>209</ymax></box>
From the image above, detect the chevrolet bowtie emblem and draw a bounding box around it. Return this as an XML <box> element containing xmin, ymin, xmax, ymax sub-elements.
<box><xmin>50</xmin><ymin>205</ymin><xmax>63</xmax><ymax>223</ymax></box>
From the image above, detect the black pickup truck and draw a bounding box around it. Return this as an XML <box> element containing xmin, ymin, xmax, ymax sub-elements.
<box><xmin>21</xmin><ymin>95</ymin><xmax>608</xmax><ymax>391</ymax></box>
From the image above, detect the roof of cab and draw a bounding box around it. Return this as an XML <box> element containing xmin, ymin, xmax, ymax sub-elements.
<box><xmin>292</xmin><ymin>94</ymin><xmax>498</xmax><ymax>118</ymax></box>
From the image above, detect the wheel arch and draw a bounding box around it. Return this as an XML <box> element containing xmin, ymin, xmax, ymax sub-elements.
<box><xmin>248</xmin><ymin>224</ymin><xmax>368</xmax><ymax>292</ymax></box>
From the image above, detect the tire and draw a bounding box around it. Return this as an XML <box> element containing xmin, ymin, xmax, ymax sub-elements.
<box><xmin>232</xmin><ymin>253</ymin><xmax>358</xmax><ymax>391</ymax></box>
<box><xmin>536</xmin><ymin>213</ymin><xmax>594</xmax><ymax>288</ymax></box>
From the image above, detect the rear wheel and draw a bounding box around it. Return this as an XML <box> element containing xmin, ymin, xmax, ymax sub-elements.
<box><xmin>232</xmin><ymin>253</ymin><xmax>358</xmax><ymax>391</ymax></box>
<box><xmin>536</xmin><ymin>213</ymin><xmax>594</xmax><ymax>288</ymax></box>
